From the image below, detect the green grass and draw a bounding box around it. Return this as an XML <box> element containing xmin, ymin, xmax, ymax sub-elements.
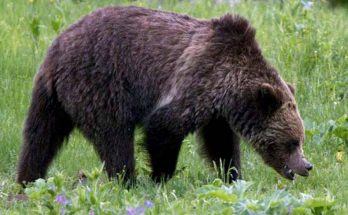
<box><xmin>0</xmin><ymin>0</ymin><xmax>347</xmax><ymax>214</ymax></box>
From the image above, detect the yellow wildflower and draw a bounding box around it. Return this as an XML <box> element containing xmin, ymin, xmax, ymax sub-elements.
<box><xmin>336</xmin><ymin>151</ymin><xmax>344</xmax><ymax>163</ymax></box>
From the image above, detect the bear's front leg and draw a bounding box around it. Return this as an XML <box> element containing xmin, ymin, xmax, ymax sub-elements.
<box><xmin>197</xmin><ymin>117</ymin><xmax>241</xmax><ymax>182</ymax></box>
<box><xmin>144</xmin><ymin>103</ymin><xmax>194</xmax><ymax>182</ymax></box>
<box><xmin>89</xmin><ymin>125</ymin><xmax>136</xmax><ymax>184</ymax></box>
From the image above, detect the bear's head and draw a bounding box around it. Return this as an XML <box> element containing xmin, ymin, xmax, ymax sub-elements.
<box><xmin>251</xmin><ymin>82</ymin><xmax>312</xmax><ymax>180</ymax></box>
<box><xmin>211</xmin><ymin>14</ymin><xmax>312</xmax><ymax>180</ymax></box>
<box><xmin>226</xmin><ymin>80</ymin><xmax>312</xmax><ymax>180</ymax></box>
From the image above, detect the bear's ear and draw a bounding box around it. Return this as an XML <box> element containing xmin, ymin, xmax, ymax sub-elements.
<box><xmin>287</xmin><ymin>83</ymin><xmax>295</xmax><ymax>95</ymax></box>
<box><xmin>211</xmin><ymin>14</ymin><xmax>256</xmax><ymax>43</ymax></box>
<box><xmin>257</xmin><ymin>83</ymin><xmax>283</xmax><ymax>113</ymax></box>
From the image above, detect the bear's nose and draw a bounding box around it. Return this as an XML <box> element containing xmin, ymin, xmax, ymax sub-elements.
<box><xmin>305</xmin><ymin>163</ymin><xmax>313</xmax><ymax>171</ymax></box>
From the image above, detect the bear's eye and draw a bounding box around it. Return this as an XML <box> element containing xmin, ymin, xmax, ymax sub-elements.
<box><xmin>287</xmin><ymin>140</ymin><xmax>299</xmax><ymax>152</ymax></box>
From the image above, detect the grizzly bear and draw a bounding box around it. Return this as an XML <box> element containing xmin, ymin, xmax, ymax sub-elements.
<box><xmin>17</xmin><ymin>6</ymin><xmax>312</xmax><ymax>185</ymax></box>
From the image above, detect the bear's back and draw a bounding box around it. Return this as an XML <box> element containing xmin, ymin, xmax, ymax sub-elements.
<box><xmin>42</xmin><ymin>6</ymin><xmax>209</xmax><ymax>125</ymax></box>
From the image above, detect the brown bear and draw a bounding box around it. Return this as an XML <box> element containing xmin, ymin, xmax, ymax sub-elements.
<box><xmin>17</xmin><ymin>6</ymin><xmax>312</xmax><ymax>185</ymax></box>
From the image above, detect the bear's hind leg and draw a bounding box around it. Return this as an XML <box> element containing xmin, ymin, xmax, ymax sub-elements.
<box><xmin>197</xmin><ymin>117</ymin><xmax>241</xmax><ymax>182</ymax></box>
<box><xmin>17</xmin><ymin>79</ymin><xmax>74</xmax><ymax>185</ymax></box>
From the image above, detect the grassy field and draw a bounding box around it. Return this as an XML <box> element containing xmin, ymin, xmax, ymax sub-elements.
<box><xmin>0</xmin><ymin>0</ymin><xmax>347</xmax><ymax>214</ymax></box>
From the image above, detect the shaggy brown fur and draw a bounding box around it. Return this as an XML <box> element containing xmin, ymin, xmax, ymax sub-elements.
<box><xmin>17</xmin><ymin>6</ymin><xmax>312</xmax><ymax>184</ymax></box>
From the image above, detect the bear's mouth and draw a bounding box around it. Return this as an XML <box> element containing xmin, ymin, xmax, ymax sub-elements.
<box><xmin>282</xmin><ymin>165</ymin><xmax>295</xmax><ymax>180</ymax></box>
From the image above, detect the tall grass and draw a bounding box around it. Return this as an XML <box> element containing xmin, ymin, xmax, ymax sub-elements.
<box><xmin>0</xmin><ymin>0</ymin><xmax>347</xmax><ymax>213</ymax></box>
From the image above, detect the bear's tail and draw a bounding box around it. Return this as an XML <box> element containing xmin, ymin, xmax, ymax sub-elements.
<box><xmin>16</xmin><ymin>72</ymin><xmax>74</xmax><ymax>185</ymax></box>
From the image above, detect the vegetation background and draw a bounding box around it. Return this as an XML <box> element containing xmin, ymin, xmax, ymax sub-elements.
<box><xmin>0</xmin><ymin>0</ymin><xmax>347</xmax><ymax>214</ymax></box>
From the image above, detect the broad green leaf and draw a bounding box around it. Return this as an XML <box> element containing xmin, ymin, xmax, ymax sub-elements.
<box><xmin>199</xmin><ymin>191</ymin><xmax>238</xmax><ymax>203</ymax></box>
<box><xmin>304</xmin><ymin>197</ymin><xmax>335</xmax><ymax>208</ymax></box>
<box><xmin>292</xmin><ymin>207</ymin><xmax>312</xmax><ymax>215</ymax></box>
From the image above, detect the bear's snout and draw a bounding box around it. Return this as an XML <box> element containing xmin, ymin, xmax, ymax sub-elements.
<box><xmin>296</xmin><ymin>159</ymin><xmax>313</xmax><ymax>177</ymax></box>
<box><xmin>305</xmin><ymin>162</ymin><xmax>313</xmax><ymax>171</ymax></box>
<box><xmin>286</xmin><ymin>155</ymin><xmax>312</xmax><ymax>179</ymax></box>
